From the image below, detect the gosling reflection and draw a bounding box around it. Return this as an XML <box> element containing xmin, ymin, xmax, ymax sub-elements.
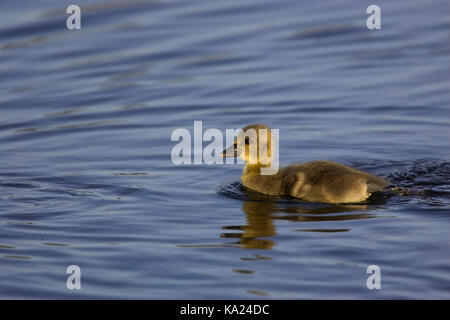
<box><xmin>222</xmin><ymin>201</ymin><xmax>277</xmax><ymax>249</ymax></box>
<box><xmin>221</xmin><ymin>193</ymin><xmax>377</xmax><ymax>250</ymax></box>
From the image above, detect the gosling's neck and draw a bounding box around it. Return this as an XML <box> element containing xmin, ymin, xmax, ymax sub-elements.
<box><xmin>243</xmin><ymin>163</ymin><xmax>266</xmax><ymax>175</ymax></box>
<box><xmin>242</xmin><ymin>163</ymin><xmax>284</xmax><ymax>196</ymax></box>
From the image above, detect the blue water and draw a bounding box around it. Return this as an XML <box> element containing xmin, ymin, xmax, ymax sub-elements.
<box><xmin>0</xmin><ymin>0</ymin><xmax>449</xmax><ymax>299</ymax></box>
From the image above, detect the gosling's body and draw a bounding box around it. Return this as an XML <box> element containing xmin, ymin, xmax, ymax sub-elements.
<box><xmin>242</xmin><ymin>160</ymin><xmax>390</xmax><ymax>203</ymax></box>
<box><xmin>222</xmin><ymin>124</ymin><xmax>391</xmax><ymax>204</ymax></box>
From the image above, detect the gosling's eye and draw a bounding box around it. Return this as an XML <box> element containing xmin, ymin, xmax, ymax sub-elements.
<box><xmin>245</xmin><ymin>137</ymin><xmax>250</xmax><ymax>145</ymax></box>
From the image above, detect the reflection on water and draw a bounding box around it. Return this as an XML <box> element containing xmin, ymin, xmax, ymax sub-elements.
<box><xmin>222</xmin><ymin>201</ymin><xmax>277</xmax><ymax>250</ymax></box>
<box><xmin>221</xmin><ymin>189</ymin><xmax>378</xmax><ymax>250</ymax></box>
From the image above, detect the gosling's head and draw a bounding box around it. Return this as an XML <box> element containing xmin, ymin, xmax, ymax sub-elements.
<box><xmin>221</xmin><ymin>124</ymin><xmax>273</xmax><ymax>166</ymax></box>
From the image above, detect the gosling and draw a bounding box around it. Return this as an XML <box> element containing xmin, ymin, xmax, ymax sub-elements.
<box><xmin>221</xmin><ymin>124</ymin><xmax>390</xmax><ymax>204</ymax></box>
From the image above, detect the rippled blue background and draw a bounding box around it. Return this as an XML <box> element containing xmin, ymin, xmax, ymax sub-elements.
<box><xmin>0</xmin><ymin>0</ymin><xmax>449</xmax><ymax>299</ymax></box>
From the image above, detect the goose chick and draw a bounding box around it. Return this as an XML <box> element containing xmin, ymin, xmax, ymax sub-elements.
<box><xmin>221</xmin><ymin>124</ymin><xmax>390</xmax><ymax>204</ymax></box>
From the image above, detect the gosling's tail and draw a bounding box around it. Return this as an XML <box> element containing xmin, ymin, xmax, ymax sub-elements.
<box><xmin>388</xmin><ymin>186</ymin><xmax>427</xmax><ymax>196</ymax></box>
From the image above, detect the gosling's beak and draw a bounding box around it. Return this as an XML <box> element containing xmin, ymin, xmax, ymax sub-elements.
<box><xmin>221</xmin><ymin>144</ymin><xmax>237</xmax><ymax>158</ymax></box>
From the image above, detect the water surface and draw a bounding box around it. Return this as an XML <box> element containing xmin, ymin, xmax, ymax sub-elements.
<box><xmin>0</xmin><ymin>0</ymin><xmax>449</xmax><ymax>299</ymax></box>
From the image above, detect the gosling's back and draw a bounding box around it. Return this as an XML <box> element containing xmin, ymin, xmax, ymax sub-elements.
<box><xmin>242</xmin><ymin>160</ymin><xmax>390</xmax><ymax>203</ymax></box>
